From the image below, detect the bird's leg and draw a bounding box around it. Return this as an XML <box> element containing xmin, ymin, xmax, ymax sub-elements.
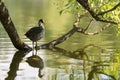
<box><xmin>35</xmin><ymin>41</ymin><xmax>38</xmax><ymax>55</ymax></box>
<box><xmin>38</xmin><ymin>68</ymin><xmax>44</xmax><ymax>78</ymax></box>
<box><xmin>32</xmin><ymin>41</ymin><xmax>34</xmax><ymax>55</ymax></box>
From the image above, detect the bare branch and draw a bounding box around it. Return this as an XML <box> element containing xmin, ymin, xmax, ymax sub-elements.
<box><xmin>39</xmin><ymin>13</ymin><xmax>111</xmax><ymax>48</ymax></box>
<box><xmin>40</xmin><ymin>26</ymin><xmax>78</xmax><ymax>48</ymax></box>
<box><xmin>77</xmin><ymin>23</ymin><xmax>111</xmax><ymax>35</ymax></box>
<box><xmin>84</xmin><ymin>19</ymin><xmax>93</xmax><ymax>31</ymax></box>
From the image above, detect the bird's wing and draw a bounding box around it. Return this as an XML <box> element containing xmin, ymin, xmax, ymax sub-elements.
<box><xmin>25</xmin><ymin>27</ymin><xmax>40</xmax><ymax>35</ymax></box>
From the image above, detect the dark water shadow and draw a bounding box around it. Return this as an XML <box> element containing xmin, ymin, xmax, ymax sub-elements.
<box><xmin>5</xmin><ymin>50</ymin><xmax>44</xmax><ymax>80</ymax></box>
<box><xmin>44</xmin><ymin>44</ymin><xmax>104</xmax><ymax>60</ymax></box>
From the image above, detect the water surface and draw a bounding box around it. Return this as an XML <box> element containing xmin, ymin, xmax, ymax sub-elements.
<box><xmin>0</xmin><ymin>0</ymin><xmax>120</xmax><ymax>80</ymax></box>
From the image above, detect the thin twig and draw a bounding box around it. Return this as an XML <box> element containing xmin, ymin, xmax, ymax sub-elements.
<box><xmin>77</xmin><ymin>23</ymin><xmax>111</xmax><ymax>35</ymax></box>
<box><xmin>84</xmin><ymin>19</ymin><xmax>93</xmax><ymax>31</ymax></box>
<box><xmin>97</xmin><ymin>2</ymin><xmax>120</xmax><ymax>15</ymax></box>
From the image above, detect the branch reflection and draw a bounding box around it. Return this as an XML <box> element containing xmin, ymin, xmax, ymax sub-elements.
<box><xmin>5</xmin><ymin>50</ymin><xmax>44</xmax><ymax>80</ymax></box>
<box><xmin>43</xmin><ymin>44</ymin><xmax>116</xmax><ymax>80</ymax></box>
<box><xmin>45</xmin><ymin>44</ymin><xmax>104</xmax><ymax>60</ymax></box>
<box><xmin>88</xmin><ymin>62</ymin><xmax>116</xmax><ymax>80</ymax></box>
<box><xmin>5</xmin><ymin>50</ymin><xmax>29</xmax><ymax>80</ymax></box>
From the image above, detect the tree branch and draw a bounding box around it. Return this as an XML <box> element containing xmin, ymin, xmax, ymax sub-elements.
<box><xmin>41</xmin><ymin>26</ymin><xmax>78</xmax><ymax>48</ymax></box>
<box><xmin>77</xmin><ymin>23</ymin><xmax>111</xmax><ymax>35</ymax></box>
<box><xmin>39</xmin><ymin>13</ymin><xmax>111</xmax><ymax>48</ymax></box>
<box><xmin>0</xmin><ymin>1</ymin><xmax>32</xmax><ymax>50</ymax></box>
<box><xmin>97</xmin><ymin>2</ymin><xmax>120</xmax><ymax>15</ymax></box>
<box><xmin>76</xmin><ymin>0</ymin><xmax>118</xmax><ymax>24</ymax></box>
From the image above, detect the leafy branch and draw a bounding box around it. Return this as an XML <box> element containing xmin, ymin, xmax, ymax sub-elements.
<box><xmin>97</xmin><ymin>2</ymin><xmax>120</xmax><ymax>16</ymax></box>
<box><xmin>76</xmin><ymin>0</ymin><xmax>120</xmax><ymax>24</ymax></box>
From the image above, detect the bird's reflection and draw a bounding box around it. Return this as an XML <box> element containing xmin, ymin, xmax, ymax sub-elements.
<box><xmin>5</xmin><ymin>50</ymin><xmax>44</xmax><ymax>80</ymax></box>
<box><xmin>25</xmin><ymin>55</ymin><xmax>44</xmax><ymax>78</ymax></box>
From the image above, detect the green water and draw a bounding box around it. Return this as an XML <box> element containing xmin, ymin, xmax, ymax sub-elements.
<box><xmin>0</xmin><ymin>0</ymin><xmax>120</xmax><ymax>80</ymax></box>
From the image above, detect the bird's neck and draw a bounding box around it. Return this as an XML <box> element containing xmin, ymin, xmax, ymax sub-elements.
<box><xmin>39</xmin><ymin>22</ymin><xmax>44</xmax><ymax>29</ymax></box>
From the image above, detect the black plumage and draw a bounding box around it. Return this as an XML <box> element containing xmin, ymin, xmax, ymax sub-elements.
<box><xmin>25</xmin><ymin>19</ymin><xmax>44</xmax><ymax>42</ymax></box>
<box><xmin>25</xmin><ymin>19</ymin><xmax>44</xmax><ymax>52</ymax></box>
<box><xmin>25</xmin><ymin>26</ymin><xmax>44</xmax><ymax>42</ymax></box>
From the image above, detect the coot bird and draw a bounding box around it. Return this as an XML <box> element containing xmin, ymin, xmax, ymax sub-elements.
<box><xmin>25</xmin><ymin>19</ymin><xmax>44</xmax><ymax>53</ymax></box>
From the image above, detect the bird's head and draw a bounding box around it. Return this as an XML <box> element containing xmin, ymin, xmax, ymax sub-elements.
<box><xmin>39</xmin><ymin>19</ymin><xmax>44</xmax><ymax>23</ymax></box>
<box><xmin>38</xmin><ymin>19</ymin><xmax>44</xmax><ymax>27</ymax></box>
